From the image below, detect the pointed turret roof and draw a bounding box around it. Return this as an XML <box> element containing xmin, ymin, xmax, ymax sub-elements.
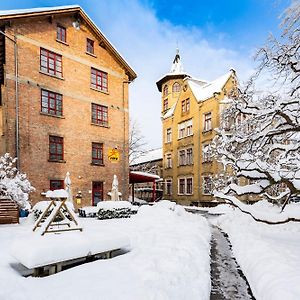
<box><xmin>156</xmin><ymin>49</ymin><xmax>190</xmax><ymax>92</ymax></box>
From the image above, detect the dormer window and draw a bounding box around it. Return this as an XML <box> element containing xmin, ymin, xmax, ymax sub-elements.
<box><xmin>56</xmin><ymin>25</ymin><xmax>66</xmax><ymax>43</ymax></box>
<box><xmin>87</xmin><ymin>38</ymin><xmax>94</xmax><ymax>54</ymax></box>
<box><xmin>163</xmin><ymin>85</ymin><xmax>168</xmax><ymax>97</ymax></box>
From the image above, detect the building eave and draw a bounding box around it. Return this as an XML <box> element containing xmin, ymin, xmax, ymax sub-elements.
<box><xmin>0</xmin><ymin>5</ymin><xmax>137</xmax><ymax>81</ymax></box>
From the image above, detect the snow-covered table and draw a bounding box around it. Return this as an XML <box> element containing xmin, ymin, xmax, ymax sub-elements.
<box><xmin>11</xmin><ymin>232</ymin><xmax>130</xmax><ymax>276</ymax></box>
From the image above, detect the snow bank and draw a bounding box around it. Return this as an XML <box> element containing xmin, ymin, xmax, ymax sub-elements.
<box><xmin>0</xmin><ymin>200</ymin><xmax>211</xmax><ymax>300</ymax></box>
<box><xmin>214</xmin><ymin>203</ymin><xmax>300</xmax><ymax>300</ymax></box>
<box><xmin>97</xmin><ymin>200</ymin><xmax>132</xmax><ymax>209</ymax></box>
<box><xmin>11</xmin><ymin>232</ymin><xmax>129</xmax><ymax>269</ymax></box>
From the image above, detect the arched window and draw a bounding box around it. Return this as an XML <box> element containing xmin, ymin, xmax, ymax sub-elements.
<box><xmin>163</xmin><ymin>85</ymin><xmax>168</xmax><ymax>96</ymax></box>
<box><xmin>172</xmin><ymin>82</ymin><xmax>181</xmax><ymax>93</ymax></box>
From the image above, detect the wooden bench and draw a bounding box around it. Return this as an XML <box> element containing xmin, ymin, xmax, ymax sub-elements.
<box><xmin>0</xmin><ymin>197</ymin><xmax>19</xmax><ymax>224</ymax></box>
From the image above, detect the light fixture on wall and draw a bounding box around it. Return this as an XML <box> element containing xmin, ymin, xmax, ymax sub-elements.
<box><xmin>72</xmin><ymin>19</ymin><xmax>80</xmax><ymax>30</ymax></box>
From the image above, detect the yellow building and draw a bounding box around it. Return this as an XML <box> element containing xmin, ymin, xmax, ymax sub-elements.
<box><xmin>156</xmin><ymin>50</ymin><xmax>237</xmax><ymax>206</ymax></box>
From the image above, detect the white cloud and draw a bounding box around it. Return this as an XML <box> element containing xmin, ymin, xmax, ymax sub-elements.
<box><xmin>85</xmin><ymin>0</ymin><xmax>255</xmax><ymax>149</ymax></box>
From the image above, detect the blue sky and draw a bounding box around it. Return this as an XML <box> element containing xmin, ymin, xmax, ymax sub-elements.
<box><xmin>0</xmin><ymin>0</ymin><xmax>291</xmax><ymax>148</ymax></box>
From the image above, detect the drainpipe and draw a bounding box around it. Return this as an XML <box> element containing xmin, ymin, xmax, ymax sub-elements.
<box><xmin>0</xmin><ymin>30</ymin><xmax>19</xmax><ymax>169</ymax></box>
<box><xmin>122</xmin><ymin>80</ymin><xmax>132</xmax><ymax>199</ymax></box>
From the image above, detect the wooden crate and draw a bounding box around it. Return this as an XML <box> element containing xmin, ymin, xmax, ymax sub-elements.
<box><xmin>0</xmin><ymin>198</ymin><xmax>19</xmax><ymax>224</ymax></box>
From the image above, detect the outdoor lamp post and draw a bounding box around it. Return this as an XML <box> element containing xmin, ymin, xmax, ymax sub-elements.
<box><xmin>0</xmin><ymin>29</ymin><xmax>19</xmax><ymax>169</ymax></box>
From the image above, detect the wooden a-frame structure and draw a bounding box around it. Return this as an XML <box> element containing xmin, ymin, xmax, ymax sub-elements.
<box><xmin>33</xmin><ymin>197</ymin><xmax>82</xmax><ymax>236</ymax></box>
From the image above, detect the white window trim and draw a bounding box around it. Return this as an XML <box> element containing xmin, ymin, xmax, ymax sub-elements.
<box><xmin>202</xmin><ymin>176</ymin><xmax>213</xmax><ymax>195</ymax></box>
<box><xmin>165</xmin><ymin>178</ymin><xmax>173</xmax><ymax>196</ymax></box>
<box><xmin>186</xmin><ymin>177</ymin><xmax>193</xmax><ymax>195</ymax></box>
<box><xmin>203</xmin><ymin>112</ymin><xmax>212</xmax><ymax>132</ymax></box>
<box><xmin>165</xmin><ymin>152</ymin><xmax>172</xmax><ymax>169</ymax></box>
<box><xmin>166</xmin><ymin>128</ymin><xmax>172</xmax><ymax>143</ymax></box>
<box><xmin>178</xmin><ymin>177</ymin><xmax>186</xmax><ymax>195</ymax></box>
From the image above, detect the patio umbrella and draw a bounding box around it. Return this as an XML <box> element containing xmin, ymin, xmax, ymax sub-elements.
<box><xmin>64</xmin><ymin>171</ymin><xmax>73</xmax><ymax>205</ymax></box>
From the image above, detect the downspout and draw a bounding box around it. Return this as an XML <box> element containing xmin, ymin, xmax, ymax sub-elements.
<box><xmin>122</xmin><ymin>80</ymin><xmax>132</xmax><ymax>199</ymax></box>
<box><xmin>0</xmin><ymin>30</ymin><xmax>19</xmax><ymax>169</ymax></box>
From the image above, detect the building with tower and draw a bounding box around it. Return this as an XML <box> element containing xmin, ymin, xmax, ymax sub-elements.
<box><xmin>156</xmin><ymin>50</ymin><xmax>237</xmax><ymax>206</ymax></box>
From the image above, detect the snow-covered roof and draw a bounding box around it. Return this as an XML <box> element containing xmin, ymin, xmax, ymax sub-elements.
<box><xmin>162</xmin><ymin>102</ymin><xmax>176</xmax><ymax>119</ymax></box>
<box><xmin>0</xmin><ymin>5</ymin><xmax>137</xmax><ymax>81</ymax></box>
<box><xmin>130</xmin><ymin>171</ymin><xmax>160</xmax><ymax>180</ymax></box>
<box><xmin>130</xmin><ymin>148</ymin><xmax>163</xmax><ymax>166</ymax></box>
<box><xmin>0</xmin><ymin>5</ymin><xmax>79</xmax><ymax>16</ymax></box>
<box><xmin>188</xmin><ymin>70</ymin><xmax>234</xmax><ymax>102</ymax></box>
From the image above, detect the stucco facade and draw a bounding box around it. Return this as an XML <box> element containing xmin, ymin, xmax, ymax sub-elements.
<box><xmin>157</xmin><ymin>51</ymin><xmax>237</xmax><ymax>206</ymax></box>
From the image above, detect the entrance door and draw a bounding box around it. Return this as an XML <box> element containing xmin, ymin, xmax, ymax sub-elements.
<box><xmin>92</xmin><ymin>181</ymin><xmax>103</xmax><ymax>206</ymax></box>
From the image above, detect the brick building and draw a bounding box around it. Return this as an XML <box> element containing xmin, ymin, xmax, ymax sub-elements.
<box><xmin>0</xmin><ymin>5</ymin><xmax>137</xmax><ymax>206</ymax></box>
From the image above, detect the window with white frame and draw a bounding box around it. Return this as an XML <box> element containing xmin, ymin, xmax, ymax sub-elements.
<box><xmin>203</xmin><ymin>176</ymin><xmax>213</xmax><ymax>195</ymax></box>
<box><xmin>177</xmin><ymin>177</ymin><xmax>193</xmax><ymax>195</ymax></box>
<box><xmin>166</xmin><ymin>179</ymin><xmax>172</xmax><ymax>195</ymax></box>
<box><xmin>166</xmin><ymin>128</ymin><xmax>172</xmax><ymax>143</ymax></box>
<box><xmin>178</xmin><ymin>122</ymin><xmax>185</xmax><ymax>139</ymax></box>
<box><xmin>186</xmin><ymin>119</ymin><xmax>193</xmax><ymax>136</ymax></box>
<box><xmin>186</xmin><ymin>177</ymin><xmax>193</xmax><ymax>194</ymax></box>
<box><xmin>178</xmin><ymin>178</ymin><xmax>185</xmax><ymax>195</ymax></box>
<box><xmin>178</xmin><ymin>149</ymin><xmax>186</xmax><ymax>166</ymax></box>
<box><xmin>165</xmin><ymin>153</ymin><xmax>172</xmax><ymax>168</ymax></box>
<box><xmin>178</xmin><ymin>119</ymin><xmax>193</xmax><ymax>139</ymax></box>
<box><xmin>202</xmin><ymin>144</ymin><xmax>212</xmax><ymax>162</ymax></box>
<box><xmin>203</xmin><ymin>112</ymin><xmax>212</xmax><ymax>131</ymax></box>
<box><xmin>186</xmin><ymin>148</ymin><xmax>193</xmax><ymax>165</ymax></box>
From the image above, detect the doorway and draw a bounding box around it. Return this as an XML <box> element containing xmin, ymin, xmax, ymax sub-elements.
<box><xmin>92</xmin><ymin>181</ymin><xmax>103</xmax><ymax>206</ymax></box>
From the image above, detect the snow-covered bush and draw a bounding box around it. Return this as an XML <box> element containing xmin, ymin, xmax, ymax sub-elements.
<box><xmin>0</xmin><ymin>153</ymin><xmax>34</xmax><ymax>208</ymax></box>
<box><xmin>32</xmin><ymin>200</ymin><xmax>74</xmax><ymax>221</ymax></box>
<box><xmin>97</xmin><ymin>201</ymin><xmax>136</xmax><ymax>220</ymax></box>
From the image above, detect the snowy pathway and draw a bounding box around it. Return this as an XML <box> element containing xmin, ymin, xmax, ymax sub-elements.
<box><xmin>189</xmin><ymin>210</ymin><xmax>255</xmax><ymax>300</ymax></box>
<box><xmin>210</xmin><ymin>225</ymin><xmax>254</xmax><ymax>300</ymax></box>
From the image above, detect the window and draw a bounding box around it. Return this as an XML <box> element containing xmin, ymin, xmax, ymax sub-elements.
<box><xmin>91</xmin><ymin>103</ymin><xmax>108</xmax><ymax>126</ymax></box>
<box><xmin>41</xmin><ymin>89</ymin><xmax>63</xmax><ymax>116</ymax></box>
<box><xmin>163</xmin><ymin>99</ymin><xmax>168</xmax><ymax>111</ymax></box>
<box><xmin>49</xmin><ymin>135</ymin><xmax>63</xmax><ymax>161</ymax></box>
<box><xmin>203</xmin><ymin>176</ymin><xmax>213</xmax><ymax>195</ymax></box>
<box><xmin>181</xmin><ymin>100</ymin><xmax>186</xmax><ymax>113</ymax></box>
<box><xmin>50</xmin><ymin>180</ymin><xmax>64</xmax><ymax>190</ymax></box>
<box><xmin>202</xmin><ymin>144</ymin><xmax>212</xmax><ymax>162</ymax></box>
<box><xmin>186</xmin><ymin>119</ymin><xmax>193</xmax><ymax>136</ymax></box>
<box><xmin>178</xmin><ymin>122</ymin><xmax>185</xmax><ymax>139</ymax></box>
<box><xmin>186</xmin><ymin>148</ymin><xmax>193</xmax><ymax>165</ymax></box>
<box><xmin>87</xmin><ymin>38</ymin><xmax>94</xmax><ymax>54</ymax></box>
<box><xmin>172</xmin><ymin>82</ymin><xmax>180</xmax><ymax>93</ymax></box>
<box><xmin>186</xmin><ymin>178</ymin><xmax>193</xmax><ymax>195</ymax></box>
<box><xmin>91</xmin><ymin>68</ymin><xmax>108</xmax><ymax>92</ymax></box>
<box><xmin>182</xmin><ymin>98</ymin><xmax>190</xmax><ymax>113</ymax></box>
<box><xmin>186</xmin><ymin>98</ymin><xmax>190</xmax><ymax>112</ymax></box>
<box><xmin>204</xmin><ymin>112</ymin><xmax>212</xmax><ymax>131</ymax></box>
<box><xmin>178</xmin><ymin>119</ymin><xmax>193</xmax><ymax>139</ymax></box>
<box><xmin>166</xmin><ymin>128</ymin><xmax>172</xmax><ymax>143</ymax></box>
<box><xmin>178</xmin><ymin>178</ymin><xmax>185</xmax><ymax>195</ymax></box>
<box><xmin>163</xmin><ymin>85</ymin><xmax>168</xmax><ymax>97</ymax></box>
<box><xmin>40</xmin><ymin>48</ymin><xmax>62</xmax><ymax>77</ymax></box>
<box><xmin>179</xmin><ymin>149</ymin><xmax>186</xmax><ymax>166</ymax></box>
<box><xmin>56</xmin><ymin>25</ymin><xmax>66</xmax><ymax>43</ymax></box>
<box><xmin>165</xmin><ymin>153</ymin><xmax>172</xmax><ymax>168</ymax></box>
<box><xmin>92</xmin><ymin>143</ymin><xmax>104</xmax><ymax>165</ymax></box>
<box><xmin>166</xmin><ymin>179</ymin><xmax>172</xmax><ymax>195</ymax></box>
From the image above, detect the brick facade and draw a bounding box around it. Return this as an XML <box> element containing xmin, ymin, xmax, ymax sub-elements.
<box><xmin>0</xmin><ymin>6</ymin><xmax>136</xmax><ymax>207</ymax></box>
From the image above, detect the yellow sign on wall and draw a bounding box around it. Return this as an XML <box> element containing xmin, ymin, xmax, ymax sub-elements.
<box><xmin>108</xmin><ymin>148</ymin><xmax>120</xmax><ymax>163</ymax></box>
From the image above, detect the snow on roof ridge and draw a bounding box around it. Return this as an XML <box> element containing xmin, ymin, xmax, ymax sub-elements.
<box><xmin>188</xmin><ymin>70</ymin><xmax>234</xmax><ymax>102</ymax></box>
<box><xmin>0</xmin><ymin>5</ymin><xmax>80</xmax><ymax>16</ymax></box>
<box><xmin>130</xmin><ymin>148</ymin><xmax>163</xmax><ymax>166</ymax></box>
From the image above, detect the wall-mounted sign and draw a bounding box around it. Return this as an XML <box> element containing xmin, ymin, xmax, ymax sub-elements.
<box><xmin>108</xmin><ymin>148</ymin><xmax>120</xmax><ymax>163</ymax></box>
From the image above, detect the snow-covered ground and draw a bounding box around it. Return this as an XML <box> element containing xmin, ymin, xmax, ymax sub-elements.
<box><xmin>0</xmin><ymin>201</ymin><xmax>211</xmax><ymax>300</ymax></box>
<box><xmin>210</xmin><ymin>201</ymin><xmax>300</xmax><ymax>300</ymax></box>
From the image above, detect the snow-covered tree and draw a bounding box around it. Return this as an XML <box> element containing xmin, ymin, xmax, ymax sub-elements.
<box><xmin>129</xmin><ymin>119</ymin><xmax>148</xmax><ymax>164</ymax></box>
<box><xmin>211</xmin><ymin>2</ymin><xmax>300</xmax><ymax>223</ymax></box>
<box><xmin>0</xmin><ymin>153</ymin><xmax>34</xmax><ymax>208</ymax></box>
